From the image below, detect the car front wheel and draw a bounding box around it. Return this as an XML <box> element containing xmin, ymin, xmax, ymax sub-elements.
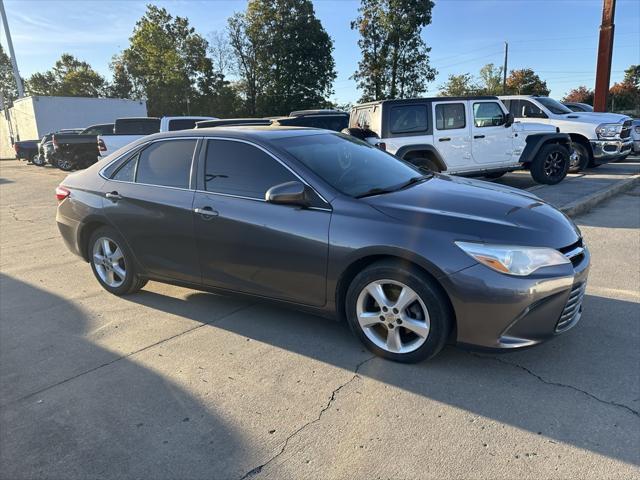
<box><xmin>345</xmin><ymin>261</ymin><xmax>452</xmax><ymax>363</ymax></box>
<box><xmin>89</xmin><ymin>227</ymin><xmax>147</xmax><ymax>295</ymax></box>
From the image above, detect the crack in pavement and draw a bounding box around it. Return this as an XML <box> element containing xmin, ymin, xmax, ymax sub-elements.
<box><xmin>2</xmin><ymin>303</ymin><xmax>255</xmax><ymax>409</ymax></box>
<box><xmin>239</xmin><ymin>355</ymin><xmax>377</xmax><ymax>480</ymax></box>
<box><xmin>469</xmin><ymin>352</ymin><xmax>639</xmax><ymax>417</ymax></box>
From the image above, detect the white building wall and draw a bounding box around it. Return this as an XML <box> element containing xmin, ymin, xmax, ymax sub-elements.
<box><xmin>1</xmin><ymin>96</ymin><xmax>147</xmax><ymax>159</ymax></box>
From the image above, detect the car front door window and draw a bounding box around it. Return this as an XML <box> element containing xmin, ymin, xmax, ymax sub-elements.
<box><xmin>194</xmin><ymin>139</ymin><xmax>331</xmax><ymax>306</ymax></box>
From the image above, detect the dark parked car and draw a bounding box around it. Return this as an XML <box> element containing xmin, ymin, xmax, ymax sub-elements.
<box><xmin>56</xmin><ymin>127</ymin><xmax>589</xmax><ymax>362</ymax></box>
<box><xmin>13</xmin><ymin>140</ymin><xmax>39</xmax><ymax>161</ymax></box>
<box><xmin>562</xmin><ymin>102</ymin><xmax>594</xmax><ymax>112</ymax></box>
<box><xmin>52</xmin><ymin>123</ymin><xmax>114</xmax><ymax>171</ymax></box>
<box><xmin>273</xmin><ymin>110</ymin><xmax>349</xmax><ymax>131</ymax></box>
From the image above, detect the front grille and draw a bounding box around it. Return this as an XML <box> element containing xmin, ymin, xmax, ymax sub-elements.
<box><xmin>556</xmin><ymin>282</ymin><xmax>586</xmax><ymax>332</ymax></box>
<box><xmin>621</xmin><ymin>120</ymin><xmax>632</xmax><ymax>139</ymax></box>
<box><xmin>558</xmin><ymin>238</ymin><xmax>585</xmax><ymax>267</ymax></box>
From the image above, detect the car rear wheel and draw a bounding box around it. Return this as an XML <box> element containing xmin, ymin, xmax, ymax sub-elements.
<box><xmin>530</xmin><ymin>144</ymin><xmax>569</xmax><ymax>185</ymax></box>
<box><xmin>32</xmin><ymin>155</ymin><xmax>45</xmax><ymax>166</ymax></box>
<box><xmin>345</xmin><ymin>261</ymin><xmax>452</xmax><ymax>363</ymax></box>
<box><xmin>89</xmin><ymin>227</ymin><xmax>147</xmax><ymax>295</ymax></box>
<box><xmin>57</xmin><ymin>158</ymin><xmax>73</xmax><ymax>171</ymax></box>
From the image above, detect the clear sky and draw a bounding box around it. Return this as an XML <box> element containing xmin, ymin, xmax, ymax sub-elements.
<box><xmin>2</xmin><ymin>0</ymin><xmax>639</xmax><ymax>104</ymax></box>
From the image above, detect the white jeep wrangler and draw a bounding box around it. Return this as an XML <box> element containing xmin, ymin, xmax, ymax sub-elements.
<box><xmin>346</xmin><ymin>96</ymin><xmax>573</xmax><ymax>185</ymax></box>
<box><xmin>499</xmin><ymin>95</ymin><xmax>633</xmax><ymax>171</ymax></box>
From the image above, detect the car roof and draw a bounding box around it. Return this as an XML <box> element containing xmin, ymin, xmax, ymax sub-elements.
<box><xmin>146</xmin><ymin>125</ymin><xmax>328</xmax><ymax>142</ymax></box>
<box><xmin>354</xmin><ymin>96</ymin><xmax>499</xmax><ymax>107</ymax></box>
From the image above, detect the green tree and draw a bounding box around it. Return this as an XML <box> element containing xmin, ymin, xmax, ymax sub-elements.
<box><xmin>478</xmin><ymin>63</ymin><xmax>503</xmax><ymax>95</ymax></box>
<box><xmin>562</xmin><ymin>86</ymin><xmax>594</xmax><ymax>105</ymax></box>
<box><xmin>623</xmin><ymin>64</ymin><xmax>640</xmax><ymax>89</ymax></box>
<box><xmin>437</xmin><ymin>73</ymin><xmax>480</xmax><ymax>96</ymax></box>
<box><xmin>227</xmin><ymin>12</ymin><xmax>260</xmax><ymax>115</ymax></box>
<box><xmin>352</xmin><ymin>0</ymin><xmax>436</xmax><ymax>101</ymax></box>
<box><xmin>107</xmin><ymin>55</ymin><xmax>134</xmax><ymax>99</ymax></box>
<box><xmin>26</xmin><ymin>53</ymin><xmax>106</xmax><ymax>97</ymax></box>
<box><xmin>0</xmin><ymin>44</ymin><xmax>19</xmax><ymax>103</ymax></box>
<box><xmin>117</xmin><ymin>5</ymin><xmax>217</xmax><ymax>116</ymax></box>
<box><xmin>229</xmin><ymin>0</ymin><xmax>336</xmax><ymax>116</ymax></box>
<box><xmin>505</xmin><ymin>68</ymin><xmax>549</xmax><ymax>95</ymax></box>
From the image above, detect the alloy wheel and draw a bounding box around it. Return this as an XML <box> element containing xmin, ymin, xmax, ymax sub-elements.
<box><xmin>543</xmin><ymin>151</ymin><xmax>565</xmax><ymax>179</ymax></box>
<box><xmin>92</xmin><ymin>237</ymin><xmax>127</xmax><ymax>288</ymax></box>
<box><xmin>356</xmin><ymin>279</ymin><xmax>430</xmax><ymax>354</ymax></box>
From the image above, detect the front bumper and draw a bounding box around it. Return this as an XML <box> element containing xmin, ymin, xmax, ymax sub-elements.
<box><xmin>591</xmin><ymin>138</ymin><xmax>633</xmax><ymax>162</ymax></box>
<box><xmin>442</xmin><ymin>244</ymin><xmax>590</xmax><ymax>350</ymax></box>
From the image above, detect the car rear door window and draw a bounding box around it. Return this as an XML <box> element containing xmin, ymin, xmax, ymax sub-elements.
<box><xmin>473</xmin><ymin>102</ymin><xmax>505</xmax><ymax>127</ymax></box>
<box><xmin>111</xmin><ymin>154</ymin><xmax>138</xmax><ymax>182</ymax></box>
<box><xmin>390</xmin><ymin>105</ymin><xmax>428</xmax><ymax>133</ymax></box>
<box><xmin>204</xmin><ymin>140</ymin><xmax>296</xmax><ymax>199</ymax></box>
<box><xmin>135</xmin><ymin>139</ymin><xmax>196</xmax><ymax>189</ymax></box>
<box><xmin>435</xmin><ymin>103</ymin><xmax>466</xmax><ymax>130</ymax></box>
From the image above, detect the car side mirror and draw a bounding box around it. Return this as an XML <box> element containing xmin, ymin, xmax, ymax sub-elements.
<box><xmin>265</xmin><ymin>181</ymin><xmax>311</xmax><ymax>208</ymax></box>
<box><xmin>504</xmin><ymin>113</ymin><xmax>514</xmax><ymax>127</ymax></box>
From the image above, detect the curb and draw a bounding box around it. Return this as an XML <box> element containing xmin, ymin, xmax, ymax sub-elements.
<box><xmin>561</xmin><ymin>174</ymin><xmax>640</xmax><ymax>217</ymax></box>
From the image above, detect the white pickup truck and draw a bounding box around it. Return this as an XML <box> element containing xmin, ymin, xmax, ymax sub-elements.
<box><xmin>499</xmin><ymin>95</ymin><xmax>633</xmax><ymax>171</ymax></box>
<box><xmin>98</xmin><ymin>116</ymin><xmax>216</xmax><ymax>158</ymax></box>
<box><xmin>346</xmin><ymin>96</ymin><xmax>574</xmax><ymax>185</ymax></box>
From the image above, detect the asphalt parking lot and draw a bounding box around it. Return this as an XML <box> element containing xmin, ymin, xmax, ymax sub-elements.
<box><xmin>1</xmin><ymin>160</ymin><xmax>639</xmax><ymax>479</ymax></box>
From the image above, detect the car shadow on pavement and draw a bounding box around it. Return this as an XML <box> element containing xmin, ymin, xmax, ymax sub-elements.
<box><xmin>128</xmin><ymin>288</ymin><xmax>640</xmax><ymax>467</ymax></box>
<box><xmin>0</xmin><ymin>274</ymin><xmax>247</xmax><ymax>480</ymax></box>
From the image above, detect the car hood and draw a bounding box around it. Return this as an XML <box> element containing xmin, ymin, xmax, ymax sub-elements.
<box><xmin>363</xmin><ymin>174</ymin><xmax>581</xmax><ymax>249</ymax></box>
<box><xmin>560</xmin><ymin>112</ymin><xmax>630</xmax><ymax>124</ymax></box>
<box><xmin>513</xmin><ymin>122</ymin><xmax>556</xmax><ymax>134</ymax></box>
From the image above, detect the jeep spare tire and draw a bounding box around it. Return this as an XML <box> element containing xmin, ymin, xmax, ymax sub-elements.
<box><xmin>341</xmin><ymin>127</ymin><xmax>378</xmax><ymax>140</ymax></box>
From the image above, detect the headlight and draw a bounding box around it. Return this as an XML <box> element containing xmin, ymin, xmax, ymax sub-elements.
<box><xmin>596</xmin><ymin>123</ymin><xmax>623</xmax><ymax>139</ymax></box>
<box><xmin>455</xmin><ymin>241</ymin><xmax>571</xmax><ymax>276</ymax></box>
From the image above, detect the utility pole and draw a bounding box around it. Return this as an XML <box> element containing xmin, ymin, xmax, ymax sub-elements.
<box><xmin>0</xmin><ymin>0</ymin><xmax>25</xmax><ymax>97</ymax></box>
<box><xmin>502</xmin><ymin>41</ymin><xmax>508</xmax><ymax>94</ymax></box>
<box><xmin>594</xmin><ymin>0</ymin><xmax>616</xmax><ymax>112</ymax></box>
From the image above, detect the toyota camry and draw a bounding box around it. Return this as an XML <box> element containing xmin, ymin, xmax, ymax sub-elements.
<box><xmin>56</xmin><ymin>127</ymin><xmax>589</xmax><ymax>362</ymax></box>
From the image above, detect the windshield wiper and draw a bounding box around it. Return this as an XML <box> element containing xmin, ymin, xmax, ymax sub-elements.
<box><xmin>355</xmin><ymin>175</ymin><xmax>432</xmax><ymax>199</ymax></box>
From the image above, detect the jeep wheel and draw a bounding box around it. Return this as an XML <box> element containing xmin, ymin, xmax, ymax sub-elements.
<box><xmin>407</xmin><ymin>157</ymin><xmax>441</xmax><ymax>174</ymax></box>
<box><xmin>530</xmin><ymin>144</ymin><xmax>569</xmax><ymax>185</ymax></box>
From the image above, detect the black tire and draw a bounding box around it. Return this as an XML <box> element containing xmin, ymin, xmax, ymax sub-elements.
<box><xmin>406</xmin><ymin>156</ymin><xmax>441</xmax><ymax>174</ymax></box>
<box><xmin>345</xmin><ymin>260</ymin><xmax>452</xmax><ymax>363</ymax></box>
<box><xmin>570</xmin><ymin>142</ymin><xmax>591</xmax><ymax>172</ymax></box>
<box><xmin>484</xmin><ymin>171</ymin><xmax>506</xmax><ymax>179</ymax></box>
<box><xmin>340</xmin><ymin>127</ymin><xmax>378</xmax><ymax>140</ymax></box>
<box><xmin>530</xmin><ymin>143</ymin><xmax>569</xmax><ymax>185</ymax></box>
<box><xmin>29</xmin><ymin>154</ymin><xmax>38</xmax><ymax>164</ymax></box>
<box><xmin>88</xmin><ymin>226</ymin><xmax>147</xmax><ymax>296</ymax></box>
<box><xmin>32</xmin><ymin>155</ymin><xmax>45</xmax><ymax>166</ymax></box>
<box><xmin>57</xmin><ymin>157</ymin><xmax>74</xmax><ymax>171</ymax></box>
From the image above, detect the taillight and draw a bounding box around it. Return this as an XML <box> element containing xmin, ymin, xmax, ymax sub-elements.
<box><xmin>55</xmin><ymin>186</ymin><xmax>70</xmax><ymax>201</ymax></box>
<box><xmin>14</xmin><ymin>144</ymin><xmax>18</xmax><ymax>153</ymax></box>
<box><xmin>98</xmin><ymin>139</ymin><xmax>106</xmax><ymax>152</ymax></box>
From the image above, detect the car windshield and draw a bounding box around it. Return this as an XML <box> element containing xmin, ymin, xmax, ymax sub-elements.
<box><xmin>536</xmin><ymin>97</ymin><xmax>573</xmax><ymax>114</ymax></box>
<box><xmin>273</xmin><ymin>133</ymin><xmax>426</xmax><ymax>198</ymax></box>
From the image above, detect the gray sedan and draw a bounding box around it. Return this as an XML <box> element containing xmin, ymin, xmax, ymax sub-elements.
<box><xmin>56</xmin><ymin>127</ymin><xmax>589</xmax><ymax>362</ymax></box>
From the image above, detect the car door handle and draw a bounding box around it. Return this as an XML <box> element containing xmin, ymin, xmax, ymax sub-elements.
<box><xmin>438</xmin><ymin>137</ymin><xmax>451</xmax><ymax>142</ymax></box>
<box><xmin>474</xmin><ymin>135</ymin><xmax>485</xmax><ymax>139</ymax></box>
<box><xmin>105</xmin><ymin>191</ymin><xmax>122</xmax><ymax>201</ymax></box>
<box><xmin>194</xmin><ymin>207</ymin><xmax>219</xmax><ymax>217</ymax></box>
